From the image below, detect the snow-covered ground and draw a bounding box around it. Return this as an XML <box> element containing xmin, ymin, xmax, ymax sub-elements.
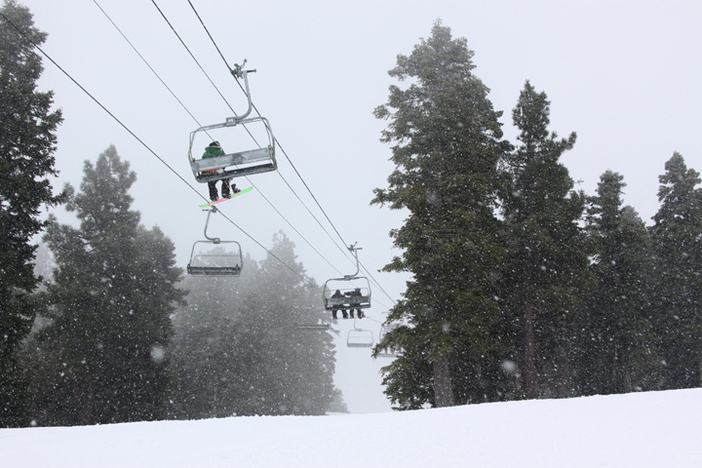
<box><xmin>2</xmin><ymin>388</ymin><xmax>701</xmax><ymax>467</ymax></box>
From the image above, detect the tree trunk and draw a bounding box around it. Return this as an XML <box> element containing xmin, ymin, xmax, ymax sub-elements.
<box><xmin>621</xmin><ymin>349</ymin><xmax>633</xmax><ymax>393</ymax></box>
<box><xmin>433</xmin><ymin>355</ymin><xmax>455</xmax><ymax>407</ymax></box>
<box><xmin>77</xmin><ymin>386</ymin><xmax>94</xmax><ymax>426</ymax></box>
<box><xmin>522</xmin><ymin>299</ymin><xmax>537</xmax><ymax>399</ymax></box>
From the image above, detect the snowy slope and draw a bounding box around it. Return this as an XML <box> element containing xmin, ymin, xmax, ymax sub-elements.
<box><xmin>2</xmin><ymin>388</ymin><xmax>701</xmax><ymax>467</ymax></box>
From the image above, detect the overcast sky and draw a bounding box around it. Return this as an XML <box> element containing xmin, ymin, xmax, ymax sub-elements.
<box><xmin>19</xmin><ymin>0</ymin><xmax>702</xmax><ymax>412</ymax></box>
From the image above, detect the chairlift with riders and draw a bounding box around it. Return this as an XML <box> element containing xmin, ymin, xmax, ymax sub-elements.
<box><xmin>188</xmin><ymin>61</ymin><xmax>276</xmax><ymax>183</ymax></box>
<box><xmin>322</xmin><ymin>244</ymin><xmax>372</xmax><ymax>316</ymax></box>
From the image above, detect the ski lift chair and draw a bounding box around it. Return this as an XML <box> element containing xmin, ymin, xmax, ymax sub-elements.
<box><xmin>376</xmin><ymin>323</ymin><xmax>401</xmax><ymax>358</ymax></box>
<box><xmin>297</xmin><ymin>322</ymin><xmax>331</xmax><ymax>331</ymax></box>
<box><xmin>187</xmin><ymin>241</ymin><xmax>242</xmax><ymax>276</ymax></box>
<box><xmin>322</xmin><ymin>280</ymin><xmax>372</xmax><ymax>312</ymax></box>
<box><xmin>188</xmin><ymin>116</ymin><xmax>276</xmax><ymax>182</ymax></box>
<box><xmin>188</xmin><ymin>62</ymin><xmax>277</xmax><ymax>183</ymax></box>
<box><xmin>347</xmin><ymin>321</ymin><xmax>374</xmax><ymax>348</ymax></box>
<box><xmin>187</xmin><ymin>207</ymin><xmax>243</xmax><ymax>277</ymax></box>
<box><xmin>376</xmin><ymin>348</ymin><xmax>400</xmax><ymax>358</ymax></box>
<box><xmin>322</xmin><ymin>244</ymin><xmax>372</xmax><ymax>313</ymax></box>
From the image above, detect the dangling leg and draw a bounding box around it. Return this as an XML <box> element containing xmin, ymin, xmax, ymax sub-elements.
<box><xmin>208</xmin><ymin>181</ymin><xmax>219</xmax><ymax>201</ymax></box>
<box><xmin>221</xmin><ymin>179</ymin><xmax>231</xmax><ymax>198</ymax></box>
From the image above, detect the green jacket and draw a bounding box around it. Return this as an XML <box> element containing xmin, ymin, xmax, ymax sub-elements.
<box><xmin>202</xmin><ymin>145</ymin><xmax>225</xmax><ymax>159</ymax></box>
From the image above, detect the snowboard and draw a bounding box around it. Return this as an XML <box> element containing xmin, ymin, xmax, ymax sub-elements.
<box><xmin>199</xmin><ymin>186</ymin><xmax>253</xmax><ymax>208</ymax></box>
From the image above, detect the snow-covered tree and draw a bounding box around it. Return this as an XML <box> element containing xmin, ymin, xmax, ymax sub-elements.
<box><xmin>0</xmin><ymin>0</ymin><xmax>64</xmax><ymax>427</ymax></box>
<box><xmin>25</xmin><ymin>146</ymin><xmax>185</xmax><ymax>425</ymax></box>
<box><xmin>649</xmin><ymin>153</ymin><xmax>702</xmax><ymax>388</ymax></box>
<box><xmin>578</xmin><ymin>171</ymin><xmax>662</xmax><ymax>394</ymax></box>
<box><xmin>500</xmin><ymin>82</ymin><xmax>590</xmax><ymax>398</ymax></box>
<box><xmin>372</xmin><ymin>21</ymin><xmax>511</xmax><ymax>408</ymax></box>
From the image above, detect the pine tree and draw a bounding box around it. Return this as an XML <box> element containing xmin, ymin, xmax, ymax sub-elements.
<box><xmin>26</xmin><ymin>146</ymin><xmax>185</xmax><ymax>425</ymax></box>
<box><xmin>578</xmin><ymin>171</ymin><xmax>662</xmax><ymax>394</ymax></box>
<box><xmin>649</xmin><ymin>153</ymin><xmax>702</xmax><ymax>388</ymax></box>
<box><xmin>0</xmin><ymin>0</ymin><xmax>64</xmax><ymax>427</ymax></box>
<box><xmin>372</xmin><ymin>21</ymin><xmax>511</xmax><ymax>408</ymax></box>
<box><xmin>500</xmin><ymin>82</ymin><xmax>590</xmax><ymax>398</ymax></box>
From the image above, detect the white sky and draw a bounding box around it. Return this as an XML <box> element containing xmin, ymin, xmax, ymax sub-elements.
<box><xmin>18</xmin><ymin>0</ymin><xmax>702</xmax><ymax>412</ymax></box>
<box><xmin>2</xmin><ymin>388</ymin><xmax>702</xmax><ymax>467</ymax></box>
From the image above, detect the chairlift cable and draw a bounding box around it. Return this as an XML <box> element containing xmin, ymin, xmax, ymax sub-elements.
<box><xmin>212</xmin><ymin>209</ymin><xmax>303</xmax><ymax>278</ymax></box>
<box><xmin>359</xmin><ymin>261</ymin><xmax>396</xmax><ymax>306</ymax></box>
<box><xmin>183</xmin><ymin>3</ymin><xmax>367</xmax><ymax>269</ymax></box>
<box><xmin>271</xmin><ymin>130</ymin><xmax>396</xmax><ymax>304</ymax></box>
<box><xmin>273</xmin><ymin>171</ymin><xmax>351</xmax><ymax>262</ymax></box>
<box><xmin>150</xmin><ymin>0</ymin><xmax>239</xmax><ymax>119</ymax></box>
<box><xmin>184</xmin><ymin>1</ymin><xmax>352</xmax><ymax>251</ymax></box>
<box><xmin>93</xmin><ymin>1</ymin><xmax>340</xmax><ymax>277</ymax></box>
<box><xmin>183</xmin><ymin>2</ymin><xmax>359</xmax><ymax>269</ymax></box>
<box><xmin>92</xmin><ymin>0</ymin><xmax>213</xmax><ymax>139</ymax></box>
<box><xmin>152</xmin><ymin>0</ymin><xmax>395</xmax><ymax>306</ymax></box>
<box><xmin>184</xmin><ymin>7</ymin><xmax>397</xmax><ymax>303</ymax></box>
<box><xmin>186</xmin><ymin>2</ymin><xmax>397</xmax><ymax>305</ymax></box>
<box><xmin>243</xmin><ymin>175</ymin><xmax>345</xmax><ymax>275</ymax></box>
<box><xmin>150</xmin><ymin>0</ymin><xmax>268</xmax><ymax>158</ymax></box>
<box><xmin>186</xmin><ymin>0</ymin><xmax>233</xmax><ymax>74</ymax></box>
<box><xmin>0</xmin><ymin>10</ymin><xmax>203</xmax><ymax>203</ymax></box>
<box><xmin>0</xmin><ymin>11</ymin><xmax>303</xmax><ymax>281</ymax></box>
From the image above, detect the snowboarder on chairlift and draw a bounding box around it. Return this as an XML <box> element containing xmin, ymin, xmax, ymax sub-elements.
<box><xmin>345</xmin><ymin>288</ymin><xmax>364</xmax><ymax>319</ymax></box>
<box><xmin>202</xmin><ymin>141</ymin><xmax>233</xmax><ymax>202</ymax></box>
<box><xmin>331</xmin><ymin>289</ymin><xmax>347</xmax><ymax>320</ymax></box>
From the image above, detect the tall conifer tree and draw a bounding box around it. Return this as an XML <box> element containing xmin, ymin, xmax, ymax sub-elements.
<box><xmin>27</xmin><ymin>146</ymin><xmax>185</xmax><ymax>425</ymax></box>
<box><xmin>650</xmin><ymin>153</ymin><xmax>702</xmax><ymax>388</ymax></box>
<box><xmin>579</xmin><ymin>171</ymin><xmax>661</xmax><ymax>394</ymax></box>
<box><xmin>500</xmin><ymin>81</ymin><xmax>589</xmax><ymax>398</ymax></box>
<box><xmin>372</xmin><ymin>21</ymin><xmax>510</xmax><ymax>408</ymax></box>
<box><xmin>0</xmin><ymin>0</ymin><xmax>64</xmax><ymax>426</ymax></box>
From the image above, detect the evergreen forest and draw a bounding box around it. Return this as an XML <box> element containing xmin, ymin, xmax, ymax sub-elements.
<box><xmin>372</xmin><ymin>21</ymin><xmax>702</xmax><ymax>409</ymax></box>
<box><xmin>2</xmin><ymin>3</ymin><xmax>702</xmax><ymax>427</ymax></box>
